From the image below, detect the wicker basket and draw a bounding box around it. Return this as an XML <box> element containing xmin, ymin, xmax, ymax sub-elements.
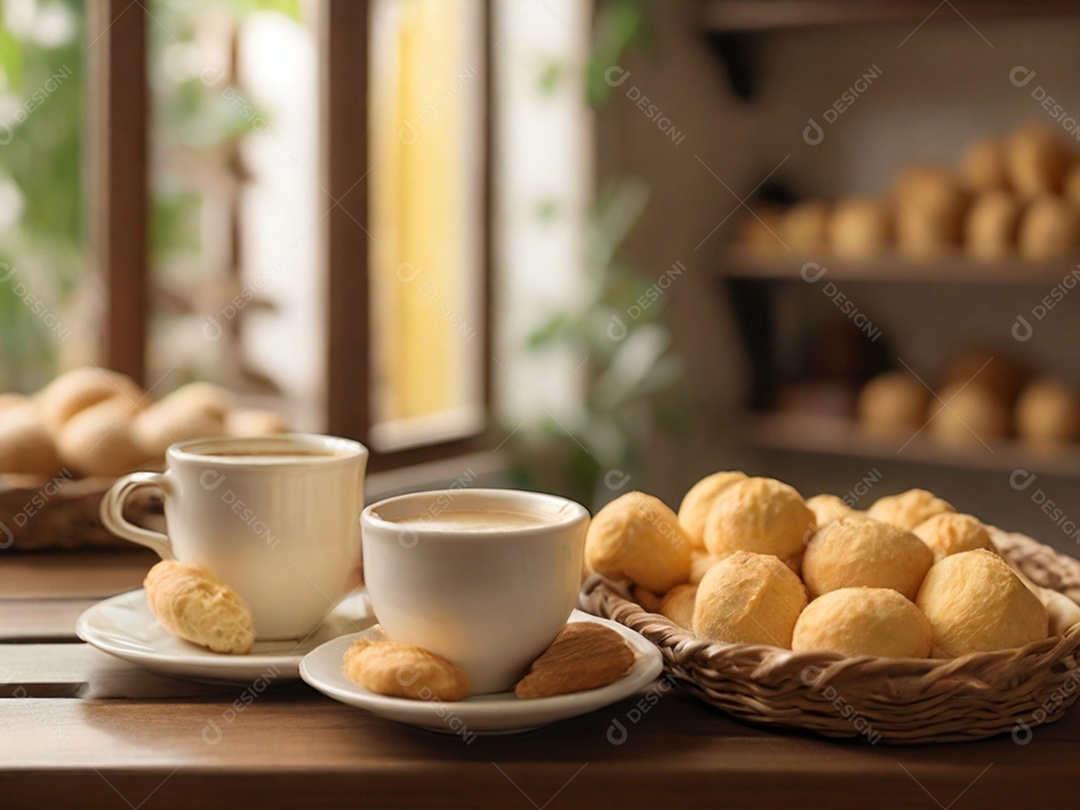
<box><xmin>0</xmin><ymin>473</ymin><xmax>163</xmax><ymax>551</ymax></box>
<box><xmin>578</xmin><ymin>528</ymin><xmax>1080</xmax><ymax>744</ymax></box>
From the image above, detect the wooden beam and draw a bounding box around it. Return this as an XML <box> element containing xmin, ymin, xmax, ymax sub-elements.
<box><xmin>321</xmin><ymin>0</ymin><xmax>371</xmax><ymax>440</ymax></box>
<box><xmin>88</xmin><ymin>0</ymin><xmax>148</xmax><ymax>384</ymax></box>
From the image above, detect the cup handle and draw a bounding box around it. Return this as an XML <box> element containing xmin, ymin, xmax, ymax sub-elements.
<box><xmin>100</xmin><ymin>471</ymin><xmax>175</xmax><ymax>561</ymax></box>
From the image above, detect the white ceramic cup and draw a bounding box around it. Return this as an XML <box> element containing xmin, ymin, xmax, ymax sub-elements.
<box><xmin>101</xmin><ymin>433</ymin><xmax>368</xmax><ymax>640</ymax></box>
<box><xmin>361</xmin><ymin>488</ymin><xmax>589</xmax><ymax>695</ymax></box>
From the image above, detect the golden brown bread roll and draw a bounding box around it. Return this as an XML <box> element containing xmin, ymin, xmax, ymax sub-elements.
<box><xmin>1006</xmin><ymin>123</ymin><xmax>1072</xmax><ymax>200</ymax></box>
<box><xmin>1015</xmin><ymin>377</ymin><xmax>1080</xmax><ymax>444</ymax></box>
<box><xmin>659</xmin><ymin>583</ymin><xmax>697</xmax><ymax>630</ymax></box>
<box><xmin>912</xmin><ymin>512</ymin><xmax>993</xmax><ymax>563</ymax></box>
<box><xmin>225</xmin><ymin>409</ymin><xmax>290</xmax><ymax>437</ymax></box>
<box><xmin>828</xmin><ymin>196</ymin><xmax>892</xmax><ymax>259</ymax></box>
<box><xmin>961</xmin><ymin>138</ymin><xmax>1009</xmax><ymax>194</ymax></box>
<box><xmin>916</xmin><ymin>549</ymin><xmax>1049</xmax><ymax>656</ymax></box>
<box><xmin>689</xmin><ymin>551</ymin><xmax>725</xmax><ymax>584</ymax></box>
<box><xmin>805</xmin><ymin>493</ymin><xmax>858</xmax><ymax>527</ymax></box>
<box><xmin>929</xmin><ymin>381</ymin><xmax>1010</xmax><ymax>445</ymax></box>
<box><xmin>866</xmin><ymin>488</ymin><xmax>955</xmax><ymax>530</ymax></box>
<box><xmin>1018</xmin><ymin>195</ymin><xmax>1080</xmax><ymax>259</ymax></box>
<box><xmin>343</xmin><ymin>638</ymin><xmax>470</xmax><ymax>700</ymax></box>
<box><xmin>677</xmin><ymin>470</ymin><xmax>748</xmax><ymax>550</ymax></box>
<box><xmin>702</xmin><ymin>476</ymin><xmax>815</xmax><ymax>572</ymax></box>
<box><xmin>893</xmin><ymin>166</ymin><xmax>967</xmax><ymax>258</ymax></box>
<box><xmin>38</xmin><ymin>367</ymin><xmax>145</xmax><ymax>434</ymax></box>
<box><xmin>134</xmin><ymin>382</ymin><xmax>233</xmax><ymax>459</ymax></box>
<box><xmin>937</xmin><ymin>347</ymin><xmax>1029</xmax><ymax>407</ymax></box>
<box><xmin>693</xmin><ymin>551</ymin><xmax>808</xmax><ymax>648</ymax></box>
<box><xmin>144</xmin><ymin>560</ymin><xmax>255</xmax><ymax>654</ymax></box>
<box><xmin>792</xmin><ymin>587</ymin><xmax>932</xmax><ymax>659</ymax></box>
<box><xmin>964</xmin><ymin>190</ymin><xmax>1021</xmax><ymax>261</ymax></box>
<box><xmin>857</xmin><ymin>372</ymin><xmax>929</xmax><ymax>436</ymax></box>
<box><xmin>0</xmin><ymin>406</ymin><xmax>62</xmax><ymax>475</ymax></box>
<box><xmin>55</xmin><ymin>398</ymin><xmax>149</xmax><ymax>477</ymax></box>
<box><xmin>585</xmin><ymin>491</ymin><xmax>692</xmax><ymax>593</ymax></box>
<box><xmin>802</xmin><ymin>517</ymin><xmax>934</xmax><ymax>601</ymax></box>
<box><xmin>781</xmin><ymin>200</ymin><xmax>830</xmax><ymax>253</ymax></box>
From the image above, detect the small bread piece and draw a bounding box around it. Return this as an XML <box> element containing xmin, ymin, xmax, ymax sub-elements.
<box><xmin>1006</xmin><ymin>123</ymin><xmax>1072</xmax><ymax>200</ymax></box>
<box><xmin>585</xmin><ymin>491</ymin><xmax>692</xmax><ymax>593</ymax></box>
<box><xmin>867</xmin><ymin>488</ymin><xmax>955</xmax><ymax>530</ymax></box>
<box><xmin>805</xmin><ymin>494</ymin><xmax>856</xmax><ymax>527</ymax></box>
<box><xmin>0</xmin><ymin>406</ymin><xmax>62</xmax><ymax>475</ymax></box>
<box><xmin>144</xmin><ymin>560</ymin><xmax>255</xmax><ymax>654</ymax></box>
<box><xmin>857</xmin><ymin>372</ymin><xmax>929</xmax><ymax>436</ymax></box>
<box><xmin>225</xmin><ymin>409</ymin><xmax>290</xmax><ymax>437</ymax></box>
<box><xmin>781</xmin><ymin>200</ymin><xmax>830</xmax><ymax>253</ymax></box>
<box><xmin>1018</xmin><ymin>195</ymin><xmax>1080</xmax><ymax>260</ymax></box>
<box><xmin>893</xmin><ymin>166</ymin><xmax>967</xmax><ymax>258</ymax></box>
<box><xmin>56</xmin><ymin>397</ymin><xmax>149</xmax><ymax>477</ymax></box>
<box><xmin>913</xmin><ymin>513</ymin><xmax>994</xmax><ymax>563</ymax></box>
<box><xmin>916</xmin><ymin>549</ymin><xmax>1049</xmax><ymax>656</ymax></box>
<box><xmin>1016</xmin><ymin>377</ymin><xmax>1080</xmax><ymax>444</ymax></box>
<box><xmin>514</xmin><ymin>623</ymin><xmax>635</xmax><ymax>699</ymax></box>
<box><xmin>343</xmin><ymin>638</ymin><xmax>470</xmax><ymax>701</ymax></box>
<box><xmin>792</xmin><ymin>587</ymin><xmax>932</xmax><ymax>659</ymax></box>
<box><xmin>930</xmin><ymin>381</ymin><xmax>1010</xmax><ymax>446</ymax></box>
<box><xmin>962</xmin><ymin>138</ymin><xmax>1009</xmax><ymax>194</ymax></box>
<box><xmin>677</xmin><ymin>470</ymin><xmax>748</xmax><ymax>549</ymax></box>
<box><xmin>802</xmin><ymin>517</ymin><xmax>934</xmax><ymax>601</ymax></box>
<box><xmin>964</xmin><ymin>191</ymin><xmax>1021</xmax><ymax>261</ymax></box>
<box><xmin>693</xmin><ymin>551</ymin><xmax>808</xmax><ymax>648</ymax></box>
<box><xmin>660</xmin><ymin>583</ymin><xmax>697</xmax><ymax>630</ymax></box>
<box><xmin>689</xmin><ymin>551</ymin><xmax>725</xmax><ymax>584</ymax></box>
<box><xmin>828</xmin><ymin>195</ymin><xmax>892</xmax><ymax>259</ymax></box>
<box><xmin>703</xmin><ymin>477</ymin><xmax>815</xmax><ymax>572</ymax></box>
<box><xmin>38</xmin><ymin>367</ymin><xmax>145</xmax><ymax>434</ymax></box>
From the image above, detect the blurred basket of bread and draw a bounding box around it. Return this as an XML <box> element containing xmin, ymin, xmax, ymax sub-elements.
<box><xmin>0</xmin><ymin>366</ymin><xmax>289</xmax><ymax>551</ymax></box>
<box><xmin>578</xmin><ymin>475</ymin><xmax>1080</xmax><ymax>744</ymax></box>
<box><xmin>741</xmin><ymin>121</ymin><xmax>1080</xmax><ymax>262</ymax></box>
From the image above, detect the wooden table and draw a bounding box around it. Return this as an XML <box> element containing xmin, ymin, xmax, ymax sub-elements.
<box><xmin>2</xmin><ymin>550</ymin><xmax>1078</xmax><ymax>810</ymax></box>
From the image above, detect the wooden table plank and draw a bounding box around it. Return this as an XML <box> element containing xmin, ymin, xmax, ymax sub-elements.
<box><xmin>0</xmin><ymin>550</ymin><xmax>156</xmax><ymax>599</ymax></box>
<box><xmin>0</xmin><ymin>690</ymin><xmax>1076</xmax><ymax>809</ymax></box>
<box><xmin>0</xmin><ymin>599</ymin><xmax>96</xmax><ymax>640</ymax></box>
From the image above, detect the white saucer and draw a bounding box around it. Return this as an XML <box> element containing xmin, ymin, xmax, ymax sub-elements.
<box><xmin>299</xmin><ymin>610</ymin><xmax>664</xmax><ymax>735</ymax></box>
<box><xmin>76</xmin><ymin>588</ymin><xmax>375</xmax><ymax>684</ymax></box>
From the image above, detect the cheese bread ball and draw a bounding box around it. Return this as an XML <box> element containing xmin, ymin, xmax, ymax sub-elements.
<box><xmin>913</xmin><ymin>513</ymin><xmax>994</xmax><ymax>563</ymax></box>
<box><xmin>689</xmin><ymin>551</ymin><xmax>725</xmax><ymax>584</ymax></box>
<box><xmin>781</xmin><ymin>200</ymin><xmax>830</xmax><ymax>253</ymax></box>
<box><xmin>916</xmin><ymin>549</ymin><xmax>1049</xmax><ymax>656</ymax></box>
<box><xmin>1018</xmin><ymin>195</ymin><xmax>1080</xmax><ymax>260</ymax></box>
<box><xmin>802</xmin><ymin>517</ymin><xmax>934</xmax><ymax>601</ymax></box>
<box><xmin>38</xmin><ymin>366</ymin><xmax>145</xmax><ymax>433</ymax></box>
<box><xmin>930</xmin><ymin>381</ymin><xmax>1010</xmax><ymax>446</ymax></box>
<box><xmin>693</xmin><ymin>551</ymin><xmax>808</xmax><ymax>648</ymax></box>
<box><xmin>805</xmin><ymin>493</ymin><xmax>856</xmax><ymax>527</ymax></box>
<box><xmin>867</xmin><ymin>488</ymin><xmax>955</xmax><ymax>530</ymax></box>
<box><xmin>961</xmin><ymin>138</ymin><xmax>1009</xmax><ymax>194</ymax></box>
<box><xmin>585</xmin><ymin>491</ymin><xmax>691</xmax><ymax>593</ymax></box>
<box><xmin>1015</xmin><ymin>377</ymin><xmax>1080</xmax><ymax>444</ymax></box>
<box><xmin>703</xmin><ymin>477</ymin><xmax>815</xmax><ymax>572</ymax></box>
<box><xmin>828</xmin><ymin>195</ymin><xmax>892</xmax><ymax>259</ymax></box>
<box><xmin>1006</xmin><ymin>123</ymin><xmax>1072</xmax><ymax>200</ymax></box>
<box><xmin>660</xmin><ymin>583</ymin><xmax>697</xmax><ymax>631</ymax></box>
<box><xmin>0</xmin><ymin>406</ymin><xmax>62</xmax><ymax>475</ymax></box>
<box><xmin>56</xmin><ymin>397</ymin><xmax>148</xmax><ymax>477</ymax></box>
<box><xmin>792</xmin><ymin>587</ymin><xmax>932</xmax><ymax>659</ymax></box>
<box><xmin>964</xmin><ymin>190</ymin><xmax>1021</xmax><ymax>261</ymax></box>
<box><xmin>893</xmin><ymin>166</ymin><xmax>967</xmax><ymax>258</ymax></box>
<box><xmin>134</xmin><ymin>382</ymin><xmax>233</xmax><ymax>458</ymax></box>
<box><xmin>677</xmin><ymin>470</ymin><xmax>747</xmax><ymax>550</ymax></box>
<box><xmin>856</xmin><ymin>372</ymin><xmax>929</xmax><ymax>436</ymax></box>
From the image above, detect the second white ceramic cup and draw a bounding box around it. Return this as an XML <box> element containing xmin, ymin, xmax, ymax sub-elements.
<box><xmin>361</xmin><ymin>488</ymin><xmax>589</xmax><ymax>695</ymax></box>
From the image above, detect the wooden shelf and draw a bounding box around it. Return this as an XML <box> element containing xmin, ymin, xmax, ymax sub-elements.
<box><xmin>716</xmin><ymin>248</ymin><xmax>1080</xmax><ymax>284</ymax></box>
<box><xmin>700</xmin><ymin>1</ymin><xmax>1080</xmax><ymax>33</ymax></box>
<box><xmin>742</xmin><ymin>411</ymin><xmax>1080</xmax><ymax>478</ymax></box>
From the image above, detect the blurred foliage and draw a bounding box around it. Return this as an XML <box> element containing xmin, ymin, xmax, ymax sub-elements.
<box><xmin>0</xmin><ymin>0</ymin><xmax>295</xmax><ymax>393</ymax></box>
<box><xmin>585</xmin><ymin>0</ymin><xmax>650</xmax><ymax>107</ymax></box>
